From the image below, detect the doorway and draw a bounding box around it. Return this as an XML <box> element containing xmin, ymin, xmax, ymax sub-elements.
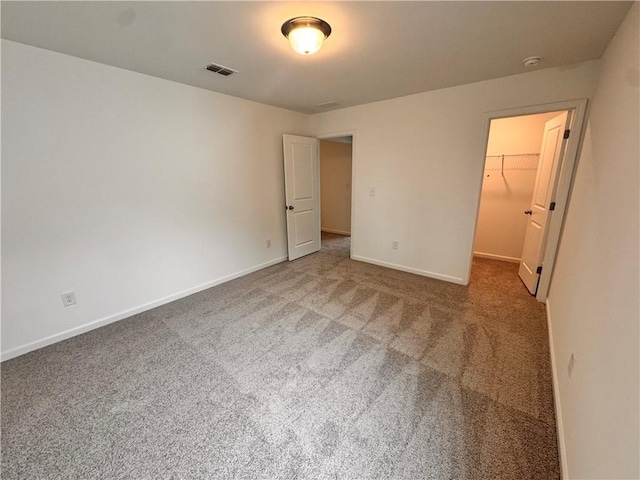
<box><xmin>473</xmin><ymin>112</ymin><xmax>562</xmax><ymax>262</ymax></box>
<box><xmin>470</xmin><ymin>99</ymin><xmax>587</xmax><ymax>301</ymax></box>
<box><xmin>283</xmin><ymin>132</ymin><xmax>356</xmax><ymax>262</ymax></box>
<box><xmin>319</xmin><ymin>136</ymin><xmax>353</xmax><ymax>256</ymax></box>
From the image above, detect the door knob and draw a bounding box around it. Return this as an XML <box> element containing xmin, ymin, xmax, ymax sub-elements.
<box><xmin>524</xmin><ymin>210</ymin><xmax>533</xmax><ymax>215</ymax></box>
<box><xmin>288</xmin><ymin>205</ymin><xmax>294</xmax><ymax>210</ymax></box>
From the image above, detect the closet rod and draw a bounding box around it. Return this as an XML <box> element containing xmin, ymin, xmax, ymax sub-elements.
<box><xmin>484</xmin><ymin>153</ymin><xmax>539</xmax><ymax>158</ymax></box>
<box><xmin>485</xmin><ymin>153</ymin><xmax>539</xmax><ymax>176</ymax></box>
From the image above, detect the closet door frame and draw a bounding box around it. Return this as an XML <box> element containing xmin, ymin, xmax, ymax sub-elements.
<box><xmin>468</xmin><ymin>98</ymin><xmax>588</xmax><ymax>302</ymax></box>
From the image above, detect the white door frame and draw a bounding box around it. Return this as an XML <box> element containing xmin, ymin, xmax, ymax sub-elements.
<box><xmin>316</xmin><ymin>129</ymin><xmax>357</xmax><ymax>259</ymax></box>
<box><xmin>468</xmin><ymin>99</ymin><xmax>588</xmax><ymax>302</ymax></box>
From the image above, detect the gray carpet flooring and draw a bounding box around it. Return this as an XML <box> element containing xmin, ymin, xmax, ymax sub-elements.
<box><xmin>1</xmin><ymin>233</ymin><xmax>560</xmax><ymax>479</ymax></box>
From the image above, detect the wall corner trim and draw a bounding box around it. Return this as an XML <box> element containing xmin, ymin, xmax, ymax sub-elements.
<box><xmin>546</xmin><ymin>299</ymin><xmax>569</xmax><ymax>479</ymax></box>
<box><xmin>321</xmin><ymin>228</ymin><xmax>351</xmax><ymax>235</ymax></box>
<box><xmin>351</xmin><ymin>255</ymin><xmax>466</xmax><ymax>285</ymax></box>
<box><xmin>472</xmin><ymin>251</ymin><xmax>521</xmax><ymax>264</ymax></box>
<box><xmin>1</xmin><ymin>256</ymin><xmax>288</xmax><ymax>362</ymax></box>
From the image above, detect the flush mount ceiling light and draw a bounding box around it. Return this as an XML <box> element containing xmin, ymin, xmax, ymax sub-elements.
<box><xmin>281</xmin><ymin>16</ymin><xmax>332</xmax><ymax>55</ymax></box>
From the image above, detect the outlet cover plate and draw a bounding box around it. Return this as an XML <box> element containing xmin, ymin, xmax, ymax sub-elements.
<box><xmin>61</xmin><ymin>291</ymin><xmax>76</xmax><ymax>307</ymax></box>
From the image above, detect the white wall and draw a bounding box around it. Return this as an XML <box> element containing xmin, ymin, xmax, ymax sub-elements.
<box><xmin>473</xmin><ymin>112</ymin><xmax>560</xmax><ymax>262</ymax></box>
<box><xmin>310</xmin><ymin>61</ymin><xmax>601</xmax><ymax>284</ymax></box>
<box><xmin>320</xmin><ymin>140</ymin><xmax>352</xmax><ymax>235</ymax></box>
<box><xmin>547</xmin><ymin>4</ymin><xmax>639</xmax><ymax>479</ymax></box>
<box><xmin>1</xmin><ymin>40</ymin><xmax>310</xmax><ymax>359</ymax></box>
<box><xmin>485</xmin><ymin>112</ymin><xmax>561</xmax><ymax>156</ymax></box>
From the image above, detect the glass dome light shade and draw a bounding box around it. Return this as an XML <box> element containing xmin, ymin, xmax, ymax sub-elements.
<box><xmin>281</xmin><ymin>17</ymin><xmax>332</xmax><ymax>56</ymax></box>
<box><xmin>288</xmin><ymin>26</ymin><xmax>326</xmax><ymax>55</ymax></box>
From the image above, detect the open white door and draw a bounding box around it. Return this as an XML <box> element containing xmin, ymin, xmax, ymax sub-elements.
<box><xmin>519</xmin><ymin>111</ymin><xmax>571</xmax><ymax>294</ymax></box>
<box><xmin>283</xmin><ymin>134</ymin><xmax>321</xmax><ymax>260</ymax></box>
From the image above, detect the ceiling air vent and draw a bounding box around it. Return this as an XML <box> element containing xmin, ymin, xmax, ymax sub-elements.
<box><xmin>205</xmin><ymin>63</ymin><xmax>238</xmax><ymax>77</ymax></box>
<box><xmin>317</xmin><ymin>101</ymin><xmax>340</xmax><ymax>108</ymax></box>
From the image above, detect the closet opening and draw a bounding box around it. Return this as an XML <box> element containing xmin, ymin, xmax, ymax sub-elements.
<box><xmin>319</xmin><ymin>136</ymin><xmax>353</xmax><ymax>256</ymax></box>
<box><xmin>472</xmin><ymin>110</ymin><xmax>570</xmax><ymax>296</ymax></box>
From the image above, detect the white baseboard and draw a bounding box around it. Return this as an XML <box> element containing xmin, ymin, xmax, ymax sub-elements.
<box><xmin>546</xmin><ymin>299</ymin><xmax>569</xmax><ymax>479</ymax></box>
<box><xmin>473</xmin><ymin>251</ymin><xmax>521</xmax><ymax>263</ymax></box>
<box><xmin>1</xmin><ymin>256</ymin><xmax>288</xmax><ymax>362</ymax></box>
<box><xmin>351</xmin><ymin>255</ymin><xmax>466</xmax><ymax>285</ymax></box>
<box><xmin>321</xmin><ymin>228</ymin><xmax>351</xmax><ymax>235</ymax></box>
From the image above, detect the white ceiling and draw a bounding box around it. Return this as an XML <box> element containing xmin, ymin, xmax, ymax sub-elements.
<box><xmin>1</xmin><ymin>1</ymin><xmax>632</xmax><ymax>114</ymax></box>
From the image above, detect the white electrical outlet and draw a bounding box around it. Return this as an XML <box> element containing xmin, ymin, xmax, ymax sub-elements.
<box><xmin>392</xmin><ymin>240</ymin><xmax>399</xmax><ymax>250</ymax></box>
<box><xmin>266</xmin><ymin>239</ymin><xmax>272</xmax><ymax>248</ymax></box>
<box><xmin>568</xmin><ymin>353</ymin><xmax>575</xmax><ymax>377</ymax></box>
<box><xmin>61</xmin><ymin>291</ymin><xmax>76</xmax><ymax>307</ymax></box>
<box><xmin>370</xmin><ymin>187</ymin><xmax>376</xmax><ymax>197</ymax></box>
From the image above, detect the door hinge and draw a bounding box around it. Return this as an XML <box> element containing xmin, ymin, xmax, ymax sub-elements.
<box><xmin>550</xmin><ymin>201</ymin><xmax>556</xmax><ymax>211</ymax></box>
<box><xmin>563</xmin><ymin>129</ymin><xmax>570</xmax><ymax>139</ymax></box>
<box><xmin>536</xmin><ymin>266</ymin><xmax>543</xmax><ymax>274</ymax></box>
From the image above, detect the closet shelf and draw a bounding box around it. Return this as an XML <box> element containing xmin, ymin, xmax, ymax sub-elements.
<box><xmin>484</xmin><ymin>153</ymin><xmax>539</xmax><ymax>175</ymax></box>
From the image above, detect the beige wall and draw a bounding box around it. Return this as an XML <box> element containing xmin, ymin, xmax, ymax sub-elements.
<box><xmin>547</xmin><ymin>4</ymin><xmax>639</xmax><ymax>479</ymax></box>
<box><xmin>485</xmin><ymin>112</ymin><xmax>562</xmax><ymax>156</ymax></box>
<box><xmin>320</xmin><ymin>140</ymin><xmax>352</xmax><ymax>235</ymax></box>
<box><xmin>310</xmin><ymin>61</ymin><xmax>601</xmax><ymax>284</ymax></box>
<box><xmin>1</xmin><ymin>40</ymin><xmax>310</xmax><ymax>359</ymax></box>
<box><xmin>473</xmin><ymin>112</ymin><xmax>561</xmax><ymax>262</ymax></box>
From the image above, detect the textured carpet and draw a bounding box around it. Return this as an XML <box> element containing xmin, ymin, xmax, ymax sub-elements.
<box><xmin>1</xmin><ymin>233</ymin><xmax>560</xmax><ymax>479</ymax></box>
